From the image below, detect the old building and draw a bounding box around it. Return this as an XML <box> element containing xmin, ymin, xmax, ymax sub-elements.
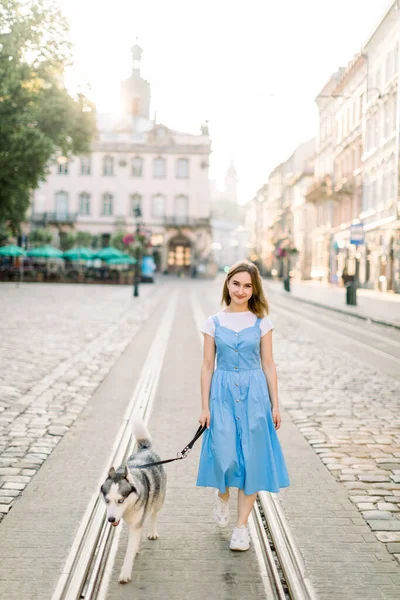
<box><xmin>330</xmin><ymin>54</ymin><xmax>367</xmax><ymax>285</ymax></box>
<box><xmin>31</xmin><ymin>43</ymin><xmax>213</xmax><ymax>275</ymax></box>
<box><xmin>360</xmin><ymin>1</ymin><xmax>400</xmax><ymax>292</ymax></box>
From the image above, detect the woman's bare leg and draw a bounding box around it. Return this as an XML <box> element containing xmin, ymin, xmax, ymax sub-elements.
<box><xmin>218</xmin><ymin>488</ymin><xmax>230</xmax><ymax>501</ymax></box>
<box><xmin>236</xmin><ymin>489</ymin><xmax>257</xmax><ymax>526</ymax></box>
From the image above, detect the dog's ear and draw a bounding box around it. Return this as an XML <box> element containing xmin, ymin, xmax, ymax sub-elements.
<box><xmin>108</xmin><ymin>466</ymin><xmax>116</xmax><ymax>478</ymax></box>
<box><xmin>124</xmin><ymin>464</ymin><xmax>134</xmax><ymax>484</ymax></box>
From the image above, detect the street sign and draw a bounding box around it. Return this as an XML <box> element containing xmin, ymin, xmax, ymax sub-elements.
<box><xmin>350</xmin><ymin>224</ymin><xmax>364</xmax><ymax>245</ymax></box>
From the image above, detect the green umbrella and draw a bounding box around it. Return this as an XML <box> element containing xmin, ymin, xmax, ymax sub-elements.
<box><xmin>27</xmin><ymin>245</ymin><xmax>64</xmax><ymax>259</ymax></box>
<box><xmin>93</xmin><ymin>247</ymin><xmax>124</xmax><ymax>260</ymax></box>
<box><xmin>107</xmin><ymin>255</ymin><xmax>137</xmax><ymax>265</ymax></box>
<box><xmin>63</xmin><ymin>246</ymin><xmax>93</xmax><ymax>261</ymax></box>
<box><xmin>0</xmin><ymin>244</ymin><xmax>26</xmax><ymax>257</ymax></box>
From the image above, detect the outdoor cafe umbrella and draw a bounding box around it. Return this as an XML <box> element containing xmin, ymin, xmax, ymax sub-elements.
<box><xmin>93</xmin><ymin>247</ymin><xmax>124</xmax><ymax>261</ymax></box>
<box><xmin>0</xmin><ymin>244</ymin><xmax>26</xmax><ymax>257</ymax></box>
<box><xmin>62</xmin><ymin>246</ymin><xmax>93</xmax><ymax>261</ymax></box>
<box><xmin>27</xmin><ymin>245</ymin><xmax>64</xmax><ymax>259</ymax></box>
<box><xmin>107</xmin><ymin>255</ymin><xmax>137</xmax><ymax>265</ymax></box>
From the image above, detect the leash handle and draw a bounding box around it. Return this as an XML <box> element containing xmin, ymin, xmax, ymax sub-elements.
<box><xmin>133</xmin><ymin>423</ymin><xmax>208</xmax><ymax>469</ymax></box>
<box><xmin>178</xmin><ymin>424</ymin><xmax>208</xmax><ymax>459</ymax></box>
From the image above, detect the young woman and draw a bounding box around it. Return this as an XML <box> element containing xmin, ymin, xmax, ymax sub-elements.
<box><xmin>196</xmin><ymin>261</ymin><xmax>290</xmax><ymax>551</ymax></box>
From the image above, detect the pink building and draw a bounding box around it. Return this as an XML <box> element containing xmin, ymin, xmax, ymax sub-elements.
<box><xmin>31</xmin><ymin>44</ymin><xmax>213</xmax><ymax>275</ymax></box>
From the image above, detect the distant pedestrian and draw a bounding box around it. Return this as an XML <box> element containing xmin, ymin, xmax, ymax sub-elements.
<box><xmin>196</xmin><ymin>261</ymin><xmax>290</xmax><ymax>551</ymax></box>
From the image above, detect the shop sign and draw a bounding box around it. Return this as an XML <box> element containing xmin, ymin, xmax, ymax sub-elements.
<box><xmin>350</xmin><ymin>224</ymin><xmax>364</xmax><ymax>245</ymax></box>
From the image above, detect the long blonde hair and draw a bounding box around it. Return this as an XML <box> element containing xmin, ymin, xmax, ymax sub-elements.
<box><xmin>221</xmin><ymin>261</ymin><xmax>269</xmax><ymax>317</ymax></box>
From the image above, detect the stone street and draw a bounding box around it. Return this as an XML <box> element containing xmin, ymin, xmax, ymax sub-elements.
<box><xmin>0</xmin><ymin>277</ymin><xmax>399</xmax><ymax>599</ymax></box>
<box><xmin>0</xmin><ymin>282</ymin><xmax>162</xmax><ymax>521</ymax></box>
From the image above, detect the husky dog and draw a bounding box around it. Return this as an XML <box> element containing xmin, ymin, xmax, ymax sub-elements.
<box><xmin>100</xmin><ymin>417</ymin><xmax>167</xmax><ymax>583</ymax></box>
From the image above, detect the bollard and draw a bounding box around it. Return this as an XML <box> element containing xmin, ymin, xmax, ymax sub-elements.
<box><xmin>345</xmin><ymin>281</ymin><xmax>357</xmax><ymax>306</ymax></box>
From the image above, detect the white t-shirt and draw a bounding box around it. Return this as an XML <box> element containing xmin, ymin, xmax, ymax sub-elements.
<box><xmin>201</xmin><ymin>310</ymin><xmax>273</xmax><ymax>338</ymax></box>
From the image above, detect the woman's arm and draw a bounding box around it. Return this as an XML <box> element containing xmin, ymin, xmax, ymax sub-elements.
<box><xmin>260</xmin><ymin>331</ymin><xmax>281</xmax><ymax>430</ymax></box>
<box><xmin>199</xmin><ymin>333</ymin><xmax>216</xmax><ymax>427</ymax></box>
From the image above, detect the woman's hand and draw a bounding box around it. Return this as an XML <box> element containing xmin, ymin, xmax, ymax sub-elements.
<box><xmin>199</xmin><ymin>408</ymin><xmax>211</xmax><ymax>429</ymax></box>
<box><xmin>272</xmin><ymin>406</ymin><xmax>281</xmax><ymax>430</ymax></box>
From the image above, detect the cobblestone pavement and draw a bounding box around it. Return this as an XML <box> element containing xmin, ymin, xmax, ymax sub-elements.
<box><xmin>272</xmin><ymin>304</ymin><xmax>400</xmax><ymax>561</ymax></box>
<box><xmin>0</xmin><ymin>282</ymin><xmax>162</xmax><ymax>522</ymax></box>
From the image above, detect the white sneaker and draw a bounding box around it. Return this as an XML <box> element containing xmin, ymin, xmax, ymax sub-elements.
<box><xmin>213</xmin><ymin>491</ymin><xmax>230</xmax><ymax>528</ymax></box>
<box><xmin>230</xmin><ymin>525</ymin><xmax>250</xmax><ymax>551</ymax></box>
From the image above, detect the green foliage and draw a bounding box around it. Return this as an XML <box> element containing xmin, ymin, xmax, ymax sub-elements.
<box><xmin>59</xmin><ymin>231</ymin><xmax>76</xmax><ymax>251</ymax></box>
<box><xmin>75</xmin><ymin>231</ymin><xmax>93</xmax><ymax>248</ymax></box>
<box><xmin>0</xmin><ymin>223</ymin><xmax>12</xmax><ymax>245</ymax></box>
<box><xmin>29</xmin><ymin>226</ymin><xmax>53</xmax><ymax>247</ymax></box>
<box><xmin>0</xmin><ymin>0</ymin><xmax>96</xmax><ymax>233</ymax></box>
<box><xmin>110</xmin><ymin>231</ymin><xmax>126</xmax><ymax>252</ymax></box>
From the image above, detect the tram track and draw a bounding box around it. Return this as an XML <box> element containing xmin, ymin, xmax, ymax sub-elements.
<box><xmin>50</xmin><ymin>289</ymin><xmax>314</xmax><ymax>600</ymax></box>
<box><xmin>268</xmin><ymin>289</ymin><xmax>400</xmax><ymax>373</ymax></box>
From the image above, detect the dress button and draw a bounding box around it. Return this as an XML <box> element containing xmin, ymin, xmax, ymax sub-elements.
<box><xmin>235</xmin><ymin>333</ymin><xmax>238</xmax><ymax>336</ymax></box>
<box><xmin>237</xmin><ymin>416</ymin><xmax>240</xmax><ymax>420</ymax></box>
<box><xmin>234</xmin><ymin>366</ymin><xmax>238</xmax><ymax>370</ymax></box>
<box><xmin>235</xmin><ymin>349</ymin><xmax>238</xmax><ymax>353</ymax></box>
<box><xmin>236</xmin><ymin>399</ymin><xmax>240</xmax><ymax>403</ymax></box>
<box><xmin>235</xmin><ymin>383</ymin><xmax>238</xmax><ymax>386</ymax></box>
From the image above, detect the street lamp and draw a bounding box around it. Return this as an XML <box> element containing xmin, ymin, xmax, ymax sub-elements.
<box><xmin>133</xmin><ymin>202</ymin><xmax>142</xmax><ymax>297</ymax></box>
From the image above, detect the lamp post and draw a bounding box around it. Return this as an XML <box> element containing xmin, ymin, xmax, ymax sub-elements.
<box><xmin>133</xmin><ymin>203</ymin><xmax>142</xmax><ymax>297</ymax></box>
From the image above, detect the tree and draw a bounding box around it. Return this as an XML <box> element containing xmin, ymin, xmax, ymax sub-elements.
<box><xmin>0</xmin><ymin>0</ymin><xmax>96</xmax><ymax>233</ymax></box>
<box><xmin>29</xmin><ymin>226</ymin><xmax>53</xmax><ymax>247</ymax></box>
<box><xmin>59</xmin><ymin>231</ymin><xmax>75</xmax><ymax>251</ymax></box>
<box><xmin>75</xmin><ymin>231</ymin><xmax>93</xmax><ymax>248</ymax></box>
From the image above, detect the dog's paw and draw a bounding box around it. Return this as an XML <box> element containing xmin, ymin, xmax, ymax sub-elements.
<box><xmin>148</xmin><ymin>533</ymin><xmax>159</xmax><ymax>540</ymax></box>
<box><xmin>118</xmin><ymin>570</ymin><xmax>132</xmax><ymax>584</ymax></box>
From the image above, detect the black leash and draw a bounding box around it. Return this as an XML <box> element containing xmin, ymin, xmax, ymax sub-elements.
<box><xmin>133</xmin><ymin>424</ymin><xmax>207</xmax><ymax>470</ymax></box>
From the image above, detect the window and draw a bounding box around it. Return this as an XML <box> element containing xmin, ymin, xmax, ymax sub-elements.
<box><xmin>102</xmin><ymin>193</ymin><xmax>113</xmax><ymax>215</ymax></box>
<box><xmin>55</xmin><ymin>191</ymin><xmax>69</xmax><ymax>216</ymax></box>
<box><xmin>175</xmin><ymin>194</ymin><xmax>189</xmax><ymax>218</ymax></box>
<box><xmin>362</xmin><ymin>176</ymin><xmax>369</xmax><ymax>211</ymax></box>
<box><xmin>57</xmin><ymin>161</ymin><xmax>69</xmax><ymax>175</ymax></box>
<box><xmin>374</xmin><ymin>113</ymin><xmax>380</xmax><ymax>148</ymax></box>
<box><xmin>130</xmin><ymin>193</ymin><xmax>142</xmax><ymax>216</ymax></box>
<box><xmin>153</xmin><ymin>158</ymin><xmax>166</xmax><ymax>178</ymax></box>
<box><xmin>103</xmin><ymin>156</ymin><xmax>114</xmax><ymax>176</ymax></box>
<box><xmin>176</xmin><ymin>158</ymin><xmax>189</xmax><ymax>178</ymax></box>
<box><xmin>359</xmin><ymin>94</ymin><xmax>365</xmax><ymax>122</ymax></box>
<box><xmin>392</xmin><ymin>93</ymin><xmax>397</xmax><ymax>132</ymax></box>
<box><xmin>131</xmin><ymin>156</ymin><xmax>143</xmax><ymax>177</ymax></box>
<box><xmin>79</xmin><ymin>192</ymin><xmax>90</xmax><ymax>215</ymax></box>
<box><xmin>384</xmin><ymin>99</ymin><xmax>391</xmax><ymax>138</ymax></box>
<box><xmin>151</xmin><ymin>194</ymin><xmax>165</xmax><ymax>217</ymax></box>
<box><xmin>80</xmin><ymin>156</ymin><xmax>91</xmax><ymax>175</ymax></box>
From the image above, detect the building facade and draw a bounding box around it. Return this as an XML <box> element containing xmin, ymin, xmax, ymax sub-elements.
<box><xmin>31</xmin><ymin>44</ymin><xmax>213</xmax><ymax>275</ymax></box>
<box><xmin>360</xmin><ymin>1</ymin><xmax>400</xmax><ymax>292</ymax></box>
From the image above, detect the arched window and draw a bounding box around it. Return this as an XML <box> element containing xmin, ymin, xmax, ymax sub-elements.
<box><xmin>103</xmin><ymin>156</ymin><xmax>114</xmax><ymax>176</ymax></box>
<box><xmin>130</xmin><ymin>193</ymin><xmax>142</xmax><ymax>216</ymax></box>
<box><xmin>102</xmin><ymin>193</ymin><xmax>113</xmax><ymax>215</ymax></box>
<box><xmin>176</xmin><ymin>158</ymin><xmax>189</xmax><ymax>178</ymax></box>
<box><xmin>79</xmin><ymin>192</ymin><xmax>90</xmax><ymax>215</ymax></box>
<box><xmin>153</xmin><ymin>157</ymin><xmax>166</xmax><ymax>178</ymax></box>
<box><xmin>131</xmin><ymin>156</ymin><xmax>143</xmax><ymax>177</ymax></box>
<box><xmin>80</xmin><ymin>156</ymin><xmax>91</xmax><ymax>175</ymax></box>
<box><xmin>175</xmin><ymin>194</ymin><xmax>189</xmax><ymax>219</ymax></box>
<box><xmin>151</xmin><ymin>194</ymin><xmax>165</xmax><ymax>218</ymax></box>
<box><xmin>55</xmin><ymin>191</ymin><xmax>69</xmax><ymax>217</ymax></box>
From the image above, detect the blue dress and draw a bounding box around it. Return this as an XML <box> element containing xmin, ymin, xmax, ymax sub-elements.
<box><xmin>196</xmin><ymin>315</ymin><xmax>290</xmax><ymax>495</ymax></box>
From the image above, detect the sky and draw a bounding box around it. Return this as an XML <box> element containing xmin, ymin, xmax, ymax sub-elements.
<box><xmin>58</xmin><ymin>0</ymin><xmax>393</xmax><ymax>203</ymax></box>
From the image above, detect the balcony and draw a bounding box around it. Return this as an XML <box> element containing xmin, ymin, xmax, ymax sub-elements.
<box><xmin>305</xmin><ymin>175</ymin><xmax>333</xmax><ymax>203</ymax></box>
<box><xmin>152</xmin><ymin>216</ymin><xmax>210</xmax><ymax>228</ymax></box>
<box><xmin>334</xmin><ymin>177</ymin><xmax>353</xmax><ymax>196</ymax></box>
<box><xmin>31</xmin><ymin>212</ymin><xmax>78</xmax><ymax>225</ymax></box>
